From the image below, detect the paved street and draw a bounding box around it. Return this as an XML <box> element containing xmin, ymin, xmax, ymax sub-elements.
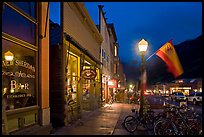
<box><xmin>11</xmin><ymin>96</ymin><xmax>201</xmax><ymax>135</ymax></box>
<box><xmin>52</xmin><ymin>103</ymin><xmax>153</xmax><ymax>135</ymax></box>
<box><xmin>12</xmin><ymin>97</ymin><xmax>202</xmax><ymax>135</ymax></box>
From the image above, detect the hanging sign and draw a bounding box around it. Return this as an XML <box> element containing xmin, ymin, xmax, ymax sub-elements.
<box><xmin>108</xmin><ymin>79</ymin><xmax>118</xmax><ymax>88</ymax></box>
<box><xmin>81</xmin><ymin>68</ymin><xmax>97</xmax><ymax>80</ymax></box>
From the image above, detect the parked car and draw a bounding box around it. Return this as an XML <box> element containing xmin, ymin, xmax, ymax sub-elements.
<box><xmin>187</xmin><ymin>92</ymin><xmax>202</xmax><ymax>105</ymax></box>
<box><xmin>171</xmin><ymin>92</ymin><xmax>186</xmax><ymax>102</ymax></box>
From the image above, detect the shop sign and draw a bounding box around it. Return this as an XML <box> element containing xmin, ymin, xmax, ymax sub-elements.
<box><xmin>2</xmin><ymin>59</ymin><xmax>35</xmax><ymax>99</ymax></box>
<box><xmin>108</xmin><ymin>79</ymin><xmax>118</xmax><ymax>88</ymax></box>
<box><xmin>2</xmin><ymin>59</ymin><xmax>35</xmax><ymax>72</ymax></box>
<box><xmin>81</xmin><ymin>68</ymin><xmax>97</xmax><ymax>80</ymax></box>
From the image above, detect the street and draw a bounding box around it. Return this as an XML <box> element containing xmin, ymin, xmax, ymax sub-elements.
<box><xmin>11</xmin><ymin>95</ymin><xmax>202</xmax><ymax>135</ymax></box>
<box><xmin>52</xmin><ymin>96</ymin><xmax>203</xmax><ymax>135</ymax></box>
<box><xmin>145</xmin><ymin>95</ymin><xmax>202</xmax><ymax>114</ymax></box>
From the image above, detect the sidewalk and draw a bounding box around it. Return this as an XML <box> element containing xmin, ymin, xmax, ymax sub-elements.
<box><xmin>10</xmin><ymin>107</ymin><xmax>100</xmax><ymax>135</ymax></box>
<box><xmin>52</xmin><ymin>103</ymin><xmax>122</xmax><ymax>135</ymax></box>
<box><xmin>11</xmin><ymin>102</ymin><xmax>159</xmax><ymax>135</ymax></box>
<box><xmin>52</xmin><ymin>103</ymin><xmax>155</xmax><ymax>135</ymax></box>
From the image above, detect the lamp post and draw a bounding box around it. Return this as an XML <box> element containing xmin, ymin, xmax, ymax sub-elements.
<box><xmin>138</xmin><ymin>39</ymin><xmax>148</xmax><ymax>117</ymax></box>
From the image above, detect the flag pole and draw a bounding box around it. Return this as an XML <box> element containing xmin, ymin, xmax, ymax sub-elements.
<box><xmin>146</xmin><ymin>51</ymin><xmax>157</xmax><ymax>61</ymax></box>
<box><xmin>146</xmin><ymin>38</ymin><xmax>173</xmax><ymax>62</ymax></box>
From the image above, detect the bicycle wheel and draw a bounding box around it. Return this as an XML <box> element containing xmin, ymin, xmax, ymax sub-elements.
<box><xmin>143</xmin><ymin>112</ymin><xmax>155</xmax><ymax>130</ymax></box>
<box><xmin>123</xmin><ymin>115</ymin><xmax>138</xmax><ymax>133</ymax></box>
<box><xmin>144</xmin><ymin>116</ymin><xmax>154</xmax><ymax>130</ymax></box>
<box><xmin>154</xmin><ymin>119</ymin><xmax>177</xmax><ymax>135</ymax></box>
<box><xmin>153</xmin><ymin>113</ymin><xmax>165</xmax><ymax>124</ymax></box>
<box><xmin>188</xmin><ymin>121</ymin><xmax>202</xmax><ymax>135</ymax></box>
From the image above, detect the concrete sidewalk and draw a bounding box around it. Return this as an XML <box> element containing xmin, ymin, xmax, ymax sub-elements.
<box><xmin>52</xmin><ymin>103</ymin><xmax>155</xmax><ymax>135</ymax></box>
<box><xmin>52</xmin><ymin>103</ymin><xmax>122</xmax><ymax>135</ymax></box>
<box><xmin>12</xmin><ymin>103</ymin><xmax>159</xmax><ymax>135</ymax></box>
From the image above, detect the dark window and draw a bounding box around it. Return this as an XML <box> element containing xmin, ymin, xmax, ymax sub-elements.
<box><xmin>189</xmin><ymin>92</ymin><xmax>195</xmax><ymax>96</ymax></box>
<box><xmin>177</xmin><ymin>92</ymin><xmax>183</xmax><ymax>95</ymax></box>
<box><xmin>2</xmin><ymin>39</ymin><xmax>37</xmax><ymax>110</ymax></box>
<box><xmin>197</xmin><ymin>92</ymin><xmax>202</xmax><ymax>96</ymax></box>
<box><xmin>12</xmin><ymin>2</ymin><xmax>36</xmax><ymax>19</ymax></box>
<box><xmin>2</xmin><ymin>4</ymin><xmax>36</xmax><ymax>45</ymax></box>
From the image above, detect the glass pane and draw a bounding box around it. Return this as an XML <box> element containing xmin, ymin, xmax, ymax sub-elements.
<box><xmin>12</xmin><ymin>2</ymin><xmax>36</xmax><ymax>19</ymax></box>
<box><xmin>2</xmin><ymin>39</ymin><xmax>37</xmax><ymax>110</ymax></box>
<box><xmin>2</xmin><ymin>5</ymin><xmax>36</xmax><ymax>45</ymax></box>
<box><xmin>82</xmin><ymin>79</ymin><xmax>90</xmax><ymax>100</ymax></box>
<box><xmin>197</xmin><ymin>92</ymin><xmax>202</xmax><ymax>96</ymax></box>
<box><xmin>66</xmin><ymin>53</ymin><xmax>78</xmax><ymax>102</ymax></box>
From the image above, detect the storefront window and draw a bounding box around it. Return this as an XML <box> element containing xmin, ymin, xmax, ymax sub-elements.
<box><xmin>2</xmin><ymin>4</ymin><xmax>36</xmax><ymax>45</ymax></box>
<box><xmin>66</xmin><ymin>52</ymin><xmax>78</xmax><ymax>102</ymax></box>
<box><xmin>95</xmin><ymin>68</ymin><xmax>100</xmax><ymax>82</ymax></box>
<box><xmin>81</xmin><ymin>62</ymin><xmax>98</xmax><ymax>100</ymax></box>
<box><xmin>82</xmin><ymin>79</ymin><xmax>90</xmax><ymax>100</ymax></box>
<box><xmin>2</xmin><ymin>39</ymin><xmax>37</xmax><ymax>110</ymax></box>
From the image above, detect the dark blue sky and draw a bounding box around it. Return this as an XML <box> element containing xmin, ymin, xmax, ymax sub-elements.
<box><xmin>50</xmin><ymin>2</ymin><xmax>202</xmax><ymax>64</ymax></box>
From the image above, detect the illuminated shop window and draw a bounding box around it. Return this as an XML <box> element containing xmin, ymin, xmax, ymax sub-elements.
<box><xmin>2</xmin><ymin>39</ymin><xmax>37</xmax><ymax>110</ymax></box>
<box><xmin>66</xmin><ymin>52</ymin><xmax>78</xmax><ymax>102</ymax></box>
<box><xmin>114</xmin><ymin>45</ymin><xmax>117</xmax><ymax>56</ymax></box>
<box><xmin>81</xmin><ymin>60</ymin><xmax>98</xmax><ymax>100</ymax></box>
<box><xmin>82</xmin><ymin>79</ymin><xmax>91</xmax><ymax>101</ymax></box>
<box><xmin>95</xmin><ymin>68</ymin><xmax>100</xmax><ymax>82</ymax></box>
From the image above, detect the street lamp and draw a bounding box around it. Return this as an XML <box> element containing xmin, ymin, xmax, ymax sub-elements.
<box><xmin>138</xmin><ymin>39</ymin><xmax>148</xmax><ymax>116</ymax></box>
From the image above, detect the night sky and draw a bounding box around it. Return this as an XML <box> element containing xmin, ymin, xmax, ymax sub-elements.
<box><xmin>50</xmin><ymin>2</ymin><xmax>202</xmax><ymax>65</ymax></box>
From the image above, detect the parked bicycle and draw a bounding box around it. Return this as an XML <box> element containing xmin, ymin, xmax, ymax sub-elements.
<box><xmin>122</xmin><ymin>107</ymin><xmax>155</xmax><ymax>133</ymax></box>
<box><xmin>153</xmin><ymin>105</ymin><xmax>202</xmax><ymax>135</ymax></box>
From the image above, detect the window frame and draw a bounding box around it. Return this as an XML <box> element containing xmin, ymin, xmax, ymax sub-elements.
<box><xmin>2</xmin><ymin>2</ymin><xmax>39</xmax><ymax>110</ymax></box>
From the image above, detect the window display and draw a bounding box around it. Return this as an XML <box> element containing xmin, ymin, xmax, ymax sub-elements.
<box><xmin>65</xmin><ymin>52</ymin><xmax>78</xmax><ymax>102</ymax></box>
<box><xmin>82</xmin><ymin>79</ymin><xmax>90</xmax><ymax>100</ymax></box>
<box><xmin>2</xmin><ymin>39</ymin><xmax>37</xmax><ymax>110</ymax></box>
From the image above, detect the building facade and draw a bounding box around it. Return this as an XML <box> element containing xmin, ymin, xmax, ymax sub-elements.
<box><xmin>152</xmin><ymin>78</ymin><xmax>202</xmax><ymax>96</ymax></box>
<box><xmin>2</xmin><ymin>2</ymin><xmax>50</xmax><ymax>134</ymax></box>
<box><xmin>98</xmin><ymin>5</ymin><xmax>126</xmax><ymax>104</ymax></box>
<box><xmin>98</xmin><ymin>5</ymin><xmax>113</xmax><ymax>104</ymax></box>
<box><xmin>107</xmin><ymin>23</ymin><xmax>120</xmax><ymax>101</ymax></box>
<box><xmin>49</xmin><ymin>2</ymin><xmax>103</xmax><ymax>127</ymax></box>
<box><xmin>108</xmin><ymin>23</ymin><xmax>127</xmax><ymax>102</ymax></box>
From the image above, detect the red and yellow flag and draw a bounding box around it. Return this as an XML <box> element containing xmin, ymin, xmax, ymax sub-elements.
<box><xmin>156</xmin><ymin>40</ymin><xmax>183</xmax><ymax>78</ymax></box>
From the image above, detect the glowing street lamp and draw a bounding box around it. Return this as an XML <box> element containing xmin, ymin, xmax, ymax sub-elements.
<box><xmin>138</xmin><ymin>39</ymin><xmax>148</xmax><ymax>116</ymax></box>
<box><xmin>138</xmin><ymin>39</ymin><xmax>148</xmax><ymax>52</ymax></box>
